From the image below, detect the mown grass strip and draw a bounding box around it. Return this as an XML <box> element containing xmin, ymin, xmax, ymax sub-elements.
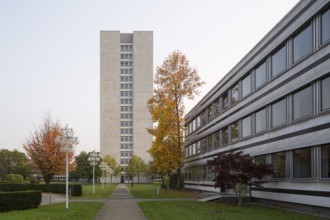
<box><xmin>127</xmin><ymin>183</ymin><xmax>197</xmax><ymax>199</ymax></box>
<box><xmin>139</xmin><ymin>201</ymin><xmax>326</xmax><ymax>220</ymax></box>
<box><xmin>0</xmin><ymin>202</ymin><xmax>103</xmax><ymax>220</ymax></box>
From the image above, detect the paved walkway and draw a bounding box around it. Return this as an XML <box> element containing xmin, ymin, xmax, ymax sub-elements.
<box><xmin>94</xmin><ymin>184</ymin><xmax>147</xmax><ymax>220</ymax></box>
<box><xmin>41</xmin><ymin>193</ymin><xmax>66</xmax><ymax>205</ymax></box>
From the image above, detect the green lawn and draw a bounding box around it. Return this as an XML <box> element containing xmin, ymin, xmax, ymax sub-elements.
<box><xmin>0</xmin><ymin>202</ymin><xmax>103</xmax><ymax>220</ymax></box>
<box><xmin>72</xmin><ymin>183</ymin><xmax>117</xmax><ymax>199</ymax></box>
<box><xmin>139</xmin><ymin>201</ymin><xmax>325</xmax><ymax>220</ymax></box>
<box><xmin>127</xmin><ymin>183</ymin><xmax>197</xmax><ymax>198</ymax></box>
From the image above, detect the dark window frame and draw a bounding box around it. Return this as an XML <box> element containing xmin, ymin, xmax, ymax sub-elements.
<box><xmin>230</xmin><ymin>84</ymin><xmax>239</xmax><ymax>106</ymax></box>
<box><xmin>241</xmin><ymin>115</ymin><xmax>252</xmax><ymax>138</ymax></box>
<box><xmin>271</xmin><ymin>98</ymin><xmax>287</xmax><ymax>128</ymax></box>
<box><xmin>271</xmin><ymin>152</ymin><xmax>286</xmax><ymax>179</ymax></box>
<box><xmin>254</xmin><ymin>60</ymin><xmax>268</xmax><ymax>90</ymax></box>
<box><xmin>255</xmin><ymin>107</ymin><xmax>267</xmax><ymax>134</ymax></box>
<box><xmin>292</xmin><ymin>85</ymin><xmax>313</xmax><ymax>121</ymax></box>
<box><xmin>321</xmin><ymin>7</ymin><xmax>330</xmax><ymax>45</ymax></box>
<box><xmin>222</xmin><ymin>91</ymin><xmax>229</xmax><ymax>111</ymax></box>
<box><xmin>321</xmin><ymin>144</ymin><xmax>330</xmax><ymax>179</ymax></box>
<box><xmin>321</xmin><ymin>75</ymin><xmax>330</xmax><ymax>112</ymax></box>
<box><xmin>292</xmin><ymin>23</ymin><xmax>313</xmax><ymax>64</ymax></box>
<box><xmin>241</xmin><ymin>73</ymin><xmax>252</xmax><ymax>98</ymax></box>
<box><xmin>292</xmin><ymin>147</ymin><xmax>313</xmax><ymax>179</ymax></box>
<box><xmin>271</xmin><ymin>43</ymin><xmax>287</xmax><ymax>78</ymax></box>
<box><xmin>230</xmin><ymin>121</ymin><xmax>239</xmax><ymax>142</ymax></box>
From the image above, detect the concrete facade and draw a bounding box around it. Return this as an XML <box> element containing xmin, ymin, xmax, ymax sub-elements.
<box><xmin>100</xmin><ymin>31</ymin><xmax>153</xmax><ymax>183</ymax></box>
<box><xmin>184</xmin><ymin>0</ymin><xmax>330</xmax><ymax>210</ymax></box>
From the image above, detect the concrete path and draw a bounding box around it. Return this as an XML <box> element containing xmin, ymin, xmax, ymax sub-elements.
<box><xmin>41</xmin><ymin>193</ymin><xmax>66</xmax><ymax>205</ymax></box>
<box><xmin>94</xmin><ymin>184</ymin><xmax>147</xmax><ymax>220</ymax></box>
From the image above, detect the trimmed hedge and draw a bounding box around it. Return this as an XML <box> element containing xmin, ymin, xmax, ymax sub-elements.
<box><xmin>0</xmin><ymin>183</ymin><xmax>82</xmax><ymax>196</ymax></box>
<box><xmin>0</xmin><ymin>191</ymin><xmax>41</xmax><ymax>212</ymax></box>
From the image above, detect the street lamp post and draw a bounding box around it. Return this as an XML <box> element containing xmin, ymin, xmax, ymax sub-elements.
<box><xmin>55</xmin><ymin>124</ymin><xmax>79</xmax><ymax>210</ymax></box>
<box><xmin>99</xmin><ymin>162</ymin><xmax>108</xmax><ymax>189</ymax></box>
<box><xmin>88</xmin><ymin>151</ymin><xmax>100</xmax><ymax>194</ymax></box>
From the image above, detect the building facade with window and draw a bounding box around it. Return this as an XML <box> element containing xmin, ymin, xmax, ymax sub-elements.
<box><xmin>184</xmin><ymin>0</ymin><xmax>330</xmax><ymax>210</ymax></box>
<box><xmin>100</xmin><ymin>31</ymin><xmax>153</xmax><ymax>183</ymax></box>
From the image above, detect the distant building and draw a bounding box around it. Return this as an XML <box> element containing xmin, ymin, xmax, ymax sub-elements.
<box><xmin>100</xmin><ymin>31</ymin><xmax>153</xmax><ymax>183</ymax></box>
<box><xmin>184</xmin><ymin>0</ymin><xmax>330</xmax><ymax>212</ymax></box>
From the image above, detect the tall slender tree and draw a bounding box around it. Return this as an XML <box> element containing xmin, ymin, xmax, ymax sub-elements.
<box><xmin>103</xmin><ymin>154</ymin><xmax>121</xmax><ymax>183</ymax></box>
<box><xmin>147</xmin><ymin>50</ymin><xmax>204</xmax><ymax>188</ymax></box>
<box><xmin>23</xmin><ymin>115</ymin><xmax>74</xmax><ymax>183</ymax></box>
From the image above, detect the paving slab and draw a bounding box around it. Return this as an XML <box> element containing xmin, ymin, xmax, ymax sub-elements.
<box><xmin>94</xmin><ymin>184</ymin><xmax>147</xmax><ymax>220</ymax></box>
<box><xmin>41</xmin><ymin>193</ymin><xmax>66</xmax><ymax>205</ymax></box>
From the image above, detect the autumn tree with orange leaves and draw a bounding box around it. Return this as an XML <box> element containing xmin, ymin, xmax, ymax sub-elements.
<box><xmin>147</xmin><ymin>51</ymin><xmax>204</xmax><ymax>188</ymax></box>
<box><xmin>23</xmin><ymin>115</ymin><xmax>75</xmax><ymax>183</ymax></box>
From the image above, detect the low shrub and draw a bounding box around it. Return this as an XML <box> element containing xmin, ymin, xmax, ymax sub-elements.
<box><xmin>0</xmin><ymin>191</ymin><xmax>41</xmax><ymax>212</ymax></box>
<box><xmin>0</xmin><ymin>183</ymin><xmax>82</xmax><ymax>196</ymax></box>
<box><xmin>4</xmin><ymin>174</ymin><xmax>24</xmax><ymax>183</ymax></box>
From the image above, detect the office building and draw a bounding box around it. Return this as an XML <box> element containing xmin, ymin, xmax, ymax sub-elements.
<box><xmin>184</xmin><ymin>0</ymin><xmax>330</xmax><ymax>211</ymax></box>
<box><xmin>100</xmin><ymin>31</ymin><xmax>153</xmax><ymax>183</ymax></box>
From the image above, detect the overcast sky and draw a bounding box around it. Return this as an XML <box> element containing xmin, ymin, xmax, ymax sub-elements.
<box><xmin>0</xmin><ymin>0</ymin><xmax>299</xmax><ymax>154</ymax></box>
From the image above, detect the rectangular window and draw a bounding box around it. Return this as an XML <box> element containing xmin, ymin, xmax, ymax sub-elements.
<box><xmin>293</xmin><ymin>148</ymin><xmax>312</xmax><ymax>178</ymax></box>
<box><xmin>200</xmin><ymin>138</ymin><xmax>206</xmax><ymax>153</ymax></box>
<box><xmin>189</xmin><ymin>122</ymin><xmax>193</xmax><ymax>134</ymax></box>
<box><xmin>222</xmin><ymin>92</ymin><xmax>229</xmax><ymax>111</ymax></box>
<box><xmin>231</xmin><ymin>84</ymin><xmax>239</xmax><ymax>105</ymax></box>
<box><xmin>200</xmin><ymin>110</ymin><xmax>207</xmax><ymax>126</ymax></box>
<box><xmin>207</xmin><ymin>105</ymin><xmax>213</xmax><ymax>120</ymax></box>
<box><xmin>196</xmin><ymin>141</ymin><xmax>201</xmax><ymax>154</ymax></box>
<box><xmin>321</xmin><ymin>76</ymin><xmax>330</xmax><ymax>111</ymax></box>
<box><xmin>255</xmin><ymin>155</ymin><xmax>266</xmax><ymax>164</ymax></box>
<box><xmin>321</xmin><ymin>144</ymin><xmax>330</xmax><ymax>178</ymax></box>
<box><xmin>214</xmin><ymin>99</ymin><xmax>221</xmax><ymax>116</ymax></box>
<box><xmin>272</xmin><ymin>152</ymin><xmax>286</xmax><ymax>178</ymax></box>
<box><xmin>242</xmin><ymin>115</ymin><xmax>251</xmax><ymax>138</ymax></box>
<box><xmin>293</xmin><ymin>25</ymin><xmax>312</xmax><ymax>63</ymax></box>
<box><xmin>196</xmin><ymin>116</ymin><xmax>201</xmax><ymax>128</ymax></box>
<box><xmin>255</xmin><ymin>108</ymin><xmax>267</xmax><ymax>133</ymax></box>
<box><xmin>242</xmin><ymin>74</ymin><xmax>251</xmax><ymax>98</ymax></box>
<box><xmin>271</xmin><ymin>45</ymin><xmax>287</xmax><ymax>77</ymax></box>
<box><xmin>222</xmin><ymin>126</ymin><xmax>229</xmax><ymax>145</ymax></box>
<box><xmin>230</xmin><ymin>121</ymin><xmax>239</xmax><ymax>142</ymax></box>
<box><xmin>271</xmin><ymin>99</ymin><xmax>287</xmax><ymax>128</ymax></box>
<box><xmin>207</xmin><ymin>135</ymin><xmax>213</xmax><ymax>150</ymax></box>
<box><xmin>293</xmin><ymin>86</ymin><xmax>312</xmax><ymax>120</ymax></box>
<box><xmin>321</xmin><ymin>9</ymin><xmax>330</xmax><ymax>44</ymax></box>
<box><xmin>214</xmin><ymin>131</ymin><xmax>220</xmax><ymax>148</ymax></box>
<box><xmin>192</xmin><ymin>143</ymin><xmax>196</xmax><ymax>155</ymax></box>
<box><xmin>255</xmin><ymin>61</ymin><xmax>267</xmax><ymax>89</ymax></box>
<box><xmin>207</xmin><ymin>165</ymin><xmax>214</xmax><ymax>181</ymax></box>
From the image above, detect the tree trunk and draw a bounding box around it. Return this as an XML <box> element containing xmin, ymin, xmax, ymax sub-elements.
<box><xmin>176</xmin><ymin>170</ymin><xmax>181</xmax><ymax>189</ymax></box>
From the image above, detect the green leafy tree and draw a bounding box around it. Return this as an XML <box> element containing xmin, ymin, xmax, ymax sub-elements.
<box><xmin>207</xmin><ymin>151</ymin><xmax>274</xmax><ymax>207</ymax></box>
<box><xmin>147</xmin><ymin>50</ymin><xmax>204</xmax><ymax>188</ymax></box>
<box><xmin>126</xmin><ymin>155</ymin><xmax>148</xmax><ymax>186</ymax></box>
<box><xmin>73</xmin><ymin>151</ymin><xmax>101</xmax><ymax>182</ymax></box>
<box><xmin>0</xmin><ymin>149</ymin><xmax>31</xmax><ymax>180</ymax></box>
